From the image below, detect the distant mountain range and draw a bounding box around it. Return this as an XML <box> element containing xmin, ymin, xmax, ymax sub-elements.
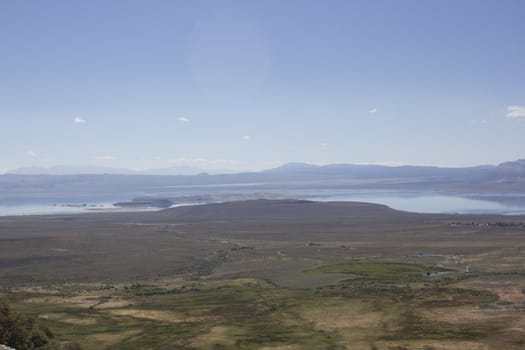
<box><xmin>2</xmin><ymin>159</ymin><xmax>525</xmax><ymax>198</ymax></box>
<box><xmin>266</xmin><ymin>159</ymin><xmax>520</xmax><ymax>177</ymax></box>
<box><xmin>8</xmin><ymin>165</ymin><xmax>237</xmax><ymax>176</ymax></box>
<box><xmin>10</xmin><ymin>160</ymin><xmax>525</xmax><ymax>177</ymax></box>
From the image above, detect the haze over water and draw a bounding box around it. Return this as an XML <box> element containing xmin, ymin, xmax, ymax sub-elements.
<box><xmin>2</xmin><ymin>190</ymin><xmax>525</xmax><ymax>216</ymax></box>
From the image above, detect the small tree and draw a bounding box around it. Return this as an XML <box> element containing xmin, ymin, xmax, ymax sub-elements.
<box><xmin>0</xmin><ymin>301</ymin><xmax>56</xmax><ymax>350</ymax></box>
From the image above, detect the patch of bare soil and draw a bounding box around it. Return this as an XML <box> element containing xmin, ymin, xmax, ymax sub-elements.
<box><xmin>108</xmin><ymin>308</ymin><xmax>221</xmax><ymax>324</ymax></box>
<box><xmin>86</xmin><ymin>330</ymin><xmax>141</xmax><ymax>348</ymax></box>
<box><xmin>24</xmin><ymin>290</ymin><xmax>136</xmax><ymax>309</ymax></box>
<box><xmin>299</xmin><ymin>298</ymin><xmax>396</xmax><ymax>344</ymax></box>
<box><xmin>191</xmin><ymin>325</ymin><xmax>244</xmax><ymax>348</ymax></box>
<box><xmin>418</xmin><ymin>306</ymin><xmax>509</xmax><ymax>325</ymax></box>
<box><xmin>38</xmin><ymin>313</ymin><xmax>97</xmax><ymax>326</ymax></box>
<box><xmin>374</xmin><ymin>340</ymin><xmax>489</xmax><ymax>350</ymax></box>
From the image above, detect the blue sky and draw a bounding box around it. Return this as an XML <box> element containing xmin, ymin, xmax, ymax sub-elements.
<box><xmin>1</xmin><ymin>0</ymin><xmax>524</xmax><ymax>173</ymax></box>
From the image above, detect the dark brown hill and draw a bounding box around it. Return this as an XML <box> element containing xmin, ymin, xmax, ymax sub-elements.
<box><xmin>149</xmin><ymin>199</ymin><xmax>415</xmax><ymax>222</ymax></box>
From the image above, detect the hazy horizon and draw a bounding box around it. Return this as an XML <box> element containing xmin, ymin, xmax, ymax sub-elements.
<box><xmin>1</xmin><ymin>1</ymin><xmax>524</xmax><ymax>173</ymax></box>
<box><xmin>3</xmin><ymin>158</ymin><xmax>524</xmax><ymax>176</ymax></box>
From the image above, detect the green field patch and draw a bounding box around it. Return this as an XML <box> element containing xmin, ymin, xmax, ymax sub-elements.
<box><xmin>94</xmin><ymin>279</ymin><xmax>342</xmax><ymax>349</ymax></box>
<box><xmin>305</xmin><ymin>262</ymin><xmax>448</xmax><ymax>279</ymax></box>
<box><xmin>2</xmin><ymin>274</ymin><xmax>506</xmax><ymax>349</ymax></box>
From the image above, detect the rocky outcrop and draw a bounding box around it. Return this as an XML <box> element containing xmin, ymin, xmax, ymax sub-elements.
<box><xmin>0</xmin><ymin>344</ymin><xmax>16</xmax><ymax>350</ymax></box>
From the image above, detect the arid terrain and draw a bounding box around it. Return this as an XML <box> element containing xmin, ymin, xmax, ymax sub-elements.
<box><xmin>2</xmin><ymin>200</ymin><xmax>525</xmax><ymax>349</ymax></box>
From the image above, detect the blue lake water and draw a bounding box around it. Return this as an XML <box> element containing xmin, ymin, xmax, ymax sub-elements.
<box><xmin>305</xmin><ymin>191</ymin><xmax>525</xmax><ymax>215</ymax></box>
<box><xmin>0</xmin><ymin>194</ymin><xmax>129</xmax><ymax>216</ymax></box>
<box><xmin>0</xmin><ymin>203</ymin><xmax>118</xmax><ymax>216</ymax></box>
<box><xmin>1</xmin><ymin>190</ymin><xmax>524</xmax><ymax>216</ymax></box>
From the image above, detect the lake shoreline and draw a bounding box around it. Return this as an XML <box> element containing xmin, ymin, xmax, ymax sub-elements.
<box><xmin>2</xmin><ymin>190</ymin><xmax>525</xmax><ymax>217</ymax></box>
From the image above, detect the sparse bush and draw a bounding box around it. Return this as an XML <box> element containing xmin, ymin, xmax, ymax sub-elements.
<box><xmin>0</xmin><ymin>301</ymin><xmax>58</xmax><ymax>350</ymax></box>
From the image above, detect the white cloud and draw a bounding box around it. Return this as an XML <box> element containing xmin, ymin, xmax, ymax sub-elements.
<box><xmin>320</xmin><ymin>142</ymin><xmax>329</xmax><ymax>147</ymax></box>
<box><xmin>470</xmin><ymin>119</ymin><xmax>489</xmax><ymax>125</ymax></box>
<box><xmin>178</xmin><ymin>117</ymin><xmax>190</xmax><ymax>123</ymax></box>
<box><xmin>95</xmin><ymin>155</ymin><xmax>117</xmax><ymax>160</ymax></box>
<box><xmin>506</xmin><ymin>105</ymin><xmax>525</xmax><ymax>119</ymax></box>
<box><xmin>0</xmin><ymin>168</ymin><xmax>8</xmax><ymax>174</ymax></box>
<box><xmin>242</xmin><ymin>135</ymin><xmax>250</xmax><ymax>140</ymax></box>
<box><xmin>368</xmin><ymin>108</ymin><xmax>377</xmax><ymax>114</ymax></box>
<box><xmin>74</xmin><ymin>116</ymin><xmax>87</xmax><ymax>124</ymax></box>
<box><xmin>26</xmin><ymin>150</ymin><xmax>37</xmax><ymax>157</ymax></box>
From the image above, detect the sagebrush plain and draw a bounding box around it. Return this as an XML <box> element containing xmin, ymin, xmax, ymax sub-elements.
<box><xmin>2</xmin><ymin>200</ymin><xmax>525</xmax><ymax>349</ymax></box>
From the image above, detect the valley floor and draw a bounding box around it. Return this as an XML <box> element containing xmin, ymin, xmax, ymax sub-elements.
<box><xmin>2</xmin><ymin>200</ymin><xmax>525</xmax><ymax>349</ymax></box>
